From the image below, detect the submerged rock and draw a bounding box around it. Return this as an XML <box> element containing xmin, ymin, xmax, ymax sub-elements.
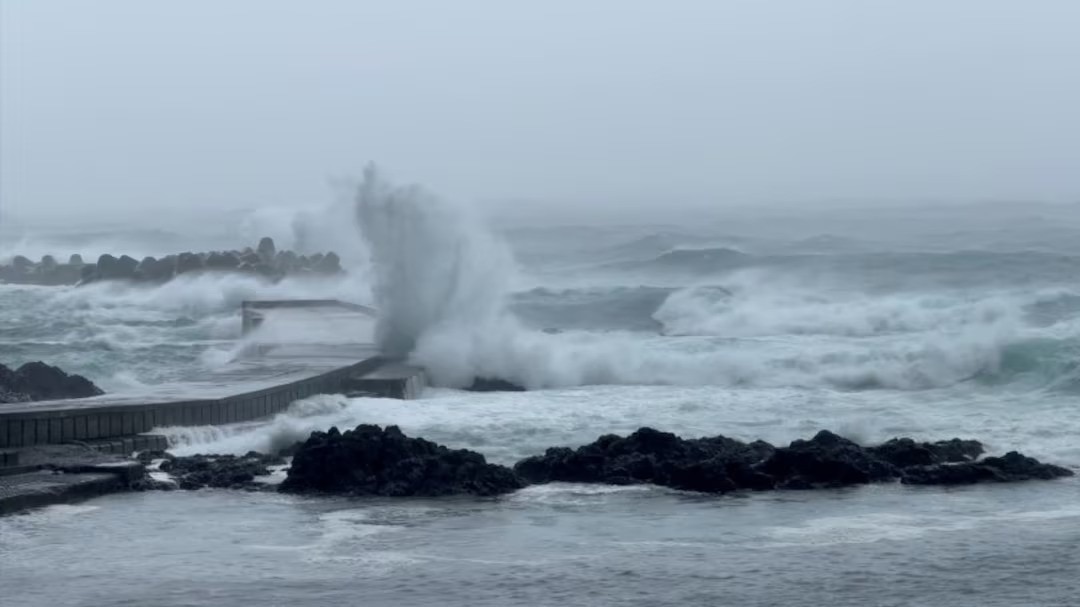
<box><xmin>280</xmin><ymin>424</ymin><xmax>524</xmax><ymax>497</ymax></box>
<box><xmin>159</xmin><ymin>452</ymin><xmax>285</xmax><ymax>490</ymax></box>
<box><xmin>0</xmin><ymin>361</ymin><xmax>104</xmax><ymax>402</ymax></box>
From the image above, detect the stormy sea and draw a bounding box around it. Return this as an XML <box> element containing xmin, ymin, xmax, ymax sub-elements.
<box><xmin>2</xmin><ymin>178</ymin><xmax>1079</xmax><ymax>606</ymax></box>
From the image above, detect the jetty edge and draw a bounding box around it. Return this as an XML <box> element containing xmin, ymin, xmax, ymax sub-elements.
<box><xmin>0</xmin><ymin>299</ymin><xmax>426</xmax><ymax>515</ymax></box>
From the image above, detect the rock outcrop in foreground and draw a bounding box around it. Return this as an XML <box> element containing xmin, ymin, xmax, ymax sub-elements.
<box><xmin>279</xmin><ymin>424</ymin><xmax>525</xmax><ymax>497</ymax></box>
<box><xmin>0</xmin><ymin>237</ymin><xmax>343</xmax><ymax>286</ymax></box>
<box><xmin>158</xmin><ymin>451</ymin><xmax>285</xmax><ymax>491</ymax></box>
<box><xmin>0</xmin><ymin>362</ymin><xmax>104</xmax><ymax>403</ymax></box>
<box><xmin>514</xmin><ymin>428</ymin><xmax>1074</xmax><ymax>491</ymax></box>
<box><xmin>272</xmin><ymin>425</ymin><xmax>1072</xmax><ymax>498</ymax></box>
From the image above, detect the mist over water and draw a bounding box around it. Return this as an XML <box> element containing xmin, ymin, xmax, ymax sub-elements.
<box><xmin>356</xmin><ymin>167</ymin><xmax>515</xmax><ymax>362</ymax></box>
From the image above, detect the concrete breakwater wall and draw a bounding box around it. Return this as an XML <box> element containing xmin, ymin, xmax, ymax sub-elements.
<box><xmin>0</xmin><ymin>356</ymin><xmax>387</xmax><ymax>449</ymax></box>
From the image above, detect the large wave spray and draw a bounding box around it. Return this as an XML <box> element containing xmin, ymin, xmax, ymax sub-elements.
<box><xmin>352</xmin><ymin>170</ymin><xmax>1080</xmax><ymax>392</ymax></box>
<box><xmin>355</xmin><ymin>166</ymin><xmax>517</xmax><ymax>364</ymax></box>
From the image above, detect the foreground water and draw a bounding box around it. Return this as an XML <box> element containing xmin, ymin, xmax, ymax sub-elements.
<box><xmin>4</xmin><ymin>477</ymin><xmax>1078</xmax><ymax>607</ymax></box>
<box><xmin>4</xmin><ymin>382</ymin><xmax>1078</xmax><ymax>606</ymax></box>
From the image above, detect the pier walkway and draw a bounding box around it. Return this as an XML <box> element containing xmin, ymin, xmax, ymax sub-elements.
<box><xmin>0</xmin><ymin>300</ymin><xmax>423</xmax><ymax>451</ymax></box>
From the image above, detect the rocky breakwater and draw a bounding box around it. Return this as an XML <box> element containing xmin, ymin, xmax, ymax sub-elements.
<box><xmin>514</xmin><ymin>428</ymin><xmax>1075</xmax><ymax>491</ymax></box>
<box><xmin>269</xmin><ymin>425</ymin><xmax>1071</xmax><ymax>499</ymax></box>
<box><xmin>279</xmin><ymin>425</ymin><xmax>525</xmax><ymax>497</ymax></box>
<box><xmin>0</xmin><ymin>361</ymin><xmax>104</xmax><ymax>403</ymax></box>
<box><xmin>0</xmin><ymin>237</ymin><xmax>343</xmax><ymax>286</ymax></box>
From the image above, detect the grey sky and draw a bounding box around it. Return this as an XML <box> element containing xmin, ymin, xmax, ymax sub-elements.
<box><xmin>2</xmin><ymin>0</ymin><xmax>1079</xmax><ymax>223</ymax></box>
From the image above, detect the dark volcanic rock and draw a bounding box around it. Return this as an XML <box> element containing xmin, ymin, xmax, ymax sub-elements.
<box><xmin>466</xmin><ymin>377</ymin><xmax>527</xmax><ymax>392</ymax></box>
<box><xmin>516</xmin><ymin>429</ymin><xmax>1072</xmax><ymax>494</ymax></box>
<box><xmin>280</xmin><ymin>424</ymin><xmax>524</xmax><ymax>497</ymax></box>
<box><xmin>513</xmin><ymin>427</ymin><xmax>776</xmax><ymax>493</ymax></box>
<box><xmin>759</xmin><ymin>430</ymin><xmax>899</xmax><ymax>489</ymax></box>
<box><xmin>159</xmin><ymin>451</ymin><xmax>284</xmax><ymax>490</ymax></box>
<box><xmin>0</xmin><ymin>361</ymin><xmax>105</xmax><ymax>402</ymax></box>
<box><xmin>901</xmin><ymin>451</ymin><xmax>1074</xmax><ymax>485</ymax></box>
<box><xmin>868</xmin><ymin>437</ymin><xmax>984</xmax><ymax>468</ymax></box>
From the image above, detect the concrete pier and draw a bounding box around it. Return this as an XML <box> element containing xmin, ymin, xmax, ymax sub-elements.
<box><xmin>0</xmin><ymin>299</ymin><xmax>432</xmax><ymax>514</ymax></box>
<box><xmin>0</xmin><ymin>299</ymin><xmax>419</xmax><ymax>452</ymax></box>
<box><xmin>0</xmin><ymin>347</ymin><xmax>388</xmax><ymax>449</ymax></box>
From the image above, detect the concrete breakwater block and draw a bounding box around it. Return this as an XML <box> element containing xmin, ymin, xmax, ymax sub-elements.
<box><xmin>0</xmin><ymin>470</ymin><xmax>128</xmax><ymax>515</ymax></box>
<box><xmin>0</xmin><ymin>450</ymin><xmax>148</xmax><ymax>516</ymax></box>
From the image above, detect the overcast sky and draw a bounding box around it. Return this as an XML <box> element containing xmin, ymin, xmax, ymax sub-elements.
<box><xmin>2</xmin><ymin>0</ymin><xmax>1079</xmax><ymax>223</ymax></box>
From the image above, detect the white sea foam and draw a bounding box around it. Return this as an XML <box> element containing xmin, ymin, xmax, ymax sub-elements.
<box><xmin>150</xmin><ymin>384</ymin><xmax>1080</xmax><ymax>469</ymax></box>
<box><xmin>352</xmin><ymin>170</ymin><xmax>1075</xmax><ymax>393</ymax></box>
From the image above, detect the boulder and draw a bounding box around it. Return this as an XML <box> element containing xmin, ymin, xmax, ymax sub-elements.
<box><xmin>513</xmin><ymin>427</ymin><xmax>776</xmax><ymax>493</ymax></box>
<box><xmin>12</xmin><ymin>255</ymin><xmax>33</xmax><ymax>270</ymax></box>
<box><xmin>868</xmin><ymin>437</ymin><xmax>983</xmax><ymax>468</ymax></box>
<box><xmin>159</xmin><ymin>451</ymin><xmax>284</xmax><ymax>490</ymax></box>
<box><xmin>516</xmin><ymin>429</ymin><xmax>1073</xmax><ymax>494</ymax></box>
<box><xmin>69</xmin><ymin>254</ymin><xmax>84</xmax><ymax>266</ymax></box>
<box><xmin>0</xmin><ymin>361</ymin><xmax>104</xmax><ymax>402</ymax></box>
<box><xmin>901</xmin><ymin>451</ymin><xmax>1074</xmax><ymax>485</ymax></box>
<box><xmin>759</xmin><ymin>430</ymin><xmax>899</xmax><ymax>488</ymax></box>
<box><xmin>40</xmin><ymin>255</ymin><xmax>58</xmax><ymax>271</ymax></box>
<box><xmin>280</xmin><ymin>424</ymin><xmax>524</xmax><ymax>497</ymax></box>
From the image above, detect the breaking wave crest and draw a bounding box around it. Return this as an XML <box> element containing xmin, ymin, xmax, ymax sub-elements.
<box><xmin>352</xmin><ymin>171</ymin><xmax>1080</xmax><ymax>392</ymax></box>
